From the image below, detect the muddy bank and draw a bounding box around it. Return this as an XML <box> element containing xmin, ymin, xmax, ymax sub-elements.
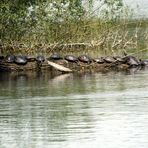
<box><xmin>0</xmin><ymin>54</ymin><xmax>147</xmax><ymax>74</ymax></box>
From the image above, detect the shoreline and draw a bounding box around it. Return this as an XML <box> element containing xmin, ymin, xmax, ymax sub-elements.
<box><xmin>0</xmin><ymin>55</ymin><xmax>147</xmax><ymax>74</ymax></box>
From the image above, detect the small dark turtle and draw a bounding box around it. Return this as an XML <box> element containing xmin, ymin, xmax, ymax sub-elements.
<box><xmin>5</xmin><ymin>55</ymin><xmax>15</xmax><ymax>63</ymax></box>
<box><xmin>140</xmin><ymin>59</ymin><xmax>148</xmax><ymax>66</ymax></box>
<box><xmin>0</xmin><ymin>56</ymin><xmax>4</xmax><ymax>60</ymax></box>
<box><xmin>93</xmin><ymin>57</ymin><xmax>104</xmax><ymax>64</ymax></box>
<box><xmin>26</xmin><ymin>56</ymin><xmax>36</xmax><ymax>62</ymax></box>
<box><xmin>78</xmin><ymin>55</ymin><xmax>92</xmax><ymax>63</ymax></box>
<box><xmin>36</xmin><ymin>55</ymin><xmax>45</xmax><ymax>63</ymax></box>
<box><xmin>123</xmin><ymin>56</ymin><xmax>140</xmax><ymax>66</ymax></box>
<box><xmin>64</xmin><ymin>55</ymin><xmax>78</xmax><ymax>63</ymax></box>
<box><xmin>14</xmin><ymin>55</ymin><xmax>28</xmax><ymax>65</ymax></box>
<box><xmin>104</xmin><ymin>56</ymin><xmax>116</xmax><ymax>63</ymax></box>
<box><xmin>49</xmin><ymin>53</ymin><xmax>62</xmax><ymax>60</ymax></box>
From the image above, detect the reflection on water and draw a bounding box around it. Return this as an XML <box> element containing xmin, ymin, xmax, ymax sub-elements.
<box><xmin>0</xmin><ymin>68</ymin><xmax>148</xmax><ymax>148</ymax></box>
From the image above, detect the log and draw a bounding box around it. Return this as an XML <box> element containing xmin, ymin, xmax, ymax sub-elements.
<box><xmin>47</xmin><ymin>60</ymin><xmax>72</xmax><ymax>72</ymax></box>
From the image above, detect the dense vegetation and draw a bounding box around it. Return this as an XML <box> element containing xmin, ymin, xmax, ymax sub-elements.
<box><xmin>0</xmin><ymin>0</ymin><xmax>148</xmax><ymax>56</ymax></box>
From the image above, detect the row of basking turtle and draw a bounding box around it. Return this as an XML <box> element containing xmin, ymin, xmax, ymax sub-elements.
<box><xmin>0</xmin><ymin>53</ymin><xmax>148</xmax><ymax>67</ymax></box>
<box><xmin>0</xmin><ymin>55</ymin><xmax>45</xmax><ymax>64</ymax></box>
<box><xmin>47</xmin><ymin>53</ymin><xmax>148</xmax><ymax>67</ymax></box>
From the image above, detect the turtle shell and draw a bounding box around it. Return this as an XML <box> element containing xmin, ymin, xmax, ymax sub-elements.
<box><xmin>123</xmin><ymin>56</ymin><xmax>140</xmax><ymax>66</ymax></box>
<box><xmin>104</xmin><ymin>56</ymin><xmax>116</xmax><ymax>63</ymax></box>
<box><xmin>27</xmin><ymin>56</ymin><xmax>36</xmax><ymax>62</ymax></box>
<box><xmin>113</xmin><ymin>56</ymin><xmax>124</xmax><ymax>63</ymax></box>
<box><xmin>93</xmin><ymin>57</ymin><xmax>104</xmax><ymax>64</ymax></box>
<box><xmin>78</xmin><ymin>55</ymin><xmax>92</xmax><ymax>63</ymax></box>
<box><xmin>5</xmin><ymin>55</ymin><xmax>15</xmax><ymax>63</ymax></box>
<box><xmin>36</xmin><ymin>55</ymin><xmax>45</xmax><ymax>63</ymax></box>
<box><xmin>15</xmin><ymin>55</ymin><xmax>28</xmax><ymax>65</ymax></box>
<box><xmin>64</xmin><ymin>55</ymin><xmax>78</xmax><ymax>63</ymax></box>
<box><xmin>49</xmin><ymin>53</ymin><xmax>62</xmax><ymax>60</ymax></box>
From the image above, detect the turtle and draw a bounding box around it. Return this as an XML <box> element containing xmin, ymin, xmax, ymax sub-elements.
<box><xmin>14</xmin><ymin>55</ymin><xmax>28</xmax><ymax>65</ymax></box>
<box><xmin>64</xmin><ymin>55</ymin><xmax>78</xmax><ymax>63</ymax></box>
<box><xmin>93</xmin><ymin>57</ymin><xmax>104</xmax><ymax>64</ymax></box>
<box><xmin>78</xmin><ymin>55</ymin><xmax>92</xmax><ymax>63</ymax></box>
<box><xmin>123</xmin><ymin>56</ymin><xmax>140</xmax><ymax>66</ymax></box>
<box><xmin>26</xmin><ymin>56</ymin><xmax>36</xmax><ymax>62</ymax></box>
<box><xmin>5</xmin><ymin>55</ymin><xmax>15</xmax><ymax>63</ymax></box>
<box><xmin>104</xmin><ymin>56</ymin><xmax>116</xmax><ymax>63</ymax></box>
<box><xmin>140</xmin><ymin>59</ymin><xmax>148</xmax><ymax>66</ymax></box>
<box><xmin>49</xmin><ymin>53</ymin><xmax>62</xmax><ymax>60</ymax></box>
<box><xmin>113</xmin><ymin>56</ymin><xmax>125</xmax><ymax>63</ymax></box>
<box><xmin>0</xmin><ymin>56</ymin><xmax>4</xmax><ymax>60</ymax></box>
<box><xmin>36</xmin><ymin>55</ymin><xmax>45</xmax><ymax>63</ymax></box>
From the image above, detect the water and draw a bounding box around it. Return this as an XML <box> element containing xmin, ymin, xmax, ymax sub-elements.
<box><xmin>0</xmin><ymin>67</ymin><xmax>148</xmax><ymax>148</ymax></box>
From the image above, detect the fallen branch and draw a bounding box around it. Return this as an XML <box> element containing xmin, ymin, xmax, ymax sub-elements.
<box><xmin>47</xmin><ymin>60</ymin><xmax>72</xmax><ymax>72</ymax></box>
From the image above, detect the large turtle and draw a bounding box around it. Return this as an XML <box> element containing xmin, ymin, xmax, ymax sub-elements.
<box><xmin>123</xmin><ymin>56</ymin><xmax>140</xmax><ymax>66</ymax></box>
<box><xmin>5</xmin><ymin>55</ymin><xmax>15</xmax><ymax>63</ymax></box>
<box><xmin>49</xmin><ymin>53</ymin><xmax>62</xmax><ymax>60</ymax></box>
<box><xmin>78</xmin><ymin>55</ymin><xmax>92</xmax><ymax>63</ymax></box>
<box><xmin>14</xmin><ymin>55</ymin><xmax>28</xmax><ymax>65</ymax></box>
<box><xmin>64</xmin><ymin>55</ymin><xmax>78</xmax><ymax>63</ymax></box>
<box><xmin>36</xmin><ymin>55</ymin><xmax>45</xmax><ymax>63</ymax></box>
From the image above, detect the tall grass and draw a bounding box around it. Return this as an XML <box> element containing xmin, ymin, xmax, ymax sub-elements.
<box><xmin>0</xmin><ymin>1</ymin><xmax>148</xmax><ymax>57</ymax></box>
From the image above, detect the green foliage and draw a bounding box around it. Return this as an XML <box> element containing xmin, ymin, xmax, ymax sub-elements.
<box><xmin>99</xmin><ymin>0</ymin><xmax>124</xmax><ymax>20</ymax></box>
<box><xmin>1</xmin><ymin>0</ymin><xmax>87</xmax><ymax>42</ymax></box>
<box><xmin>0</xmin><ymin>0</ymin><xmax>133</xmax><ymax>46</ymax></box>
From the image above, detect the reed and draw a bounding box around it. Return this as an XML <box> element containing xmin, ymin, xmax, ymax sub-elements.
<box><xmin>0</xmin><ymin>1</ymin><xmax>148</xmax><ymax>57</ymax></box>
